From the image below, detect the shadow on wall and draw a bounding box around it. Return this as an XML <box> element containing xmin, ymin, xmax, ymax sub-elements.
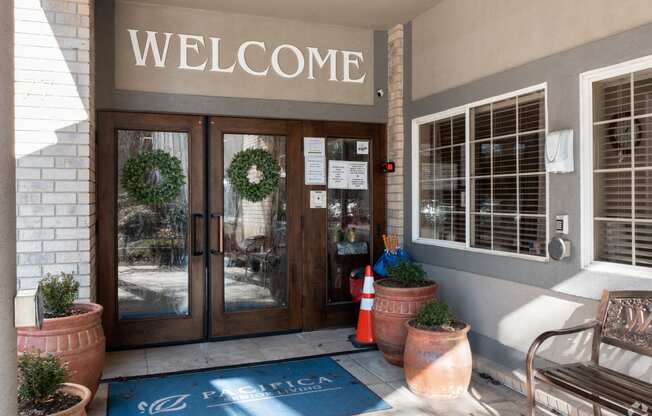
<box><xmin>14</xmin><ymin>5</ymin><xmax>92</xmax><ymax>298</ymax></box>
<box><xmin>421</xmin><ymin>264</ymin><xmax>652</xmax><ymax>380</ymax></box>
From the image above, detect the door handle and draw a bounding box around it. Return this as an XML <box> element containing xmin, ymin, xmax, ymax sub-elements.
<box><xmin>191</xmin><ymin>213</ymin><xmax>204</xmax><ymax>256</ymax></box>
<box><xmin>210</xmin><ymin>213</ymin><xmax>224</xmax><ymax>255</ymax></box>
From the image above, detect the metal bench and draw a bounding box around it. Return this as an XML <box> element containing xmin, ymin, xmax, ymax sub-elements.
<box><xmin>526</xmin><ymin>291</ymin><xmax>652</xmax><ymax>416</ymax></box>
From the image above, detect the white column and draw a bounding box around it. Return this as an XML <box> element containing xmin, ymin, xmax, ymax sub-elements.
<box><xmin>0</xmin><ymin>0</ymin><xmax>17</xmax><ymax>414</ymax></box>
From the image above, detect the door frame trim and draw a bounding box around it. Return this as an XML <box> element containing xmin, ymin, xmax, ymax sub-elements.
<box><xmin>97</xmin><ymin>111</ymin><xmax>206</xmax><ymax>349</ymax></box>
<box><xmin>300</xmin><ymin>121</ymin><xmax>387</xmax><ymax>330</ymax></box>
<box><xmin>208</xmin><ymin>117</ymin><xmax>304</xmax><ymax>337</ymax></box>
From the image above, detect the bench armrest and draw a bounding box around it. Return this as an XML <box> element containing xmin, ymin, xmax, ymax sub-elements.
<box><xmin>526</xmin><ymin>320</ymin><xmax>601</xmax><ymax>377</ymax></box>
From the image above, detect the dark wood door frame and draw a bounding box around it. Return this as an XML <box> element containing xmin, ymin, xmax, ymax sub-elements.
<box><xmin>97</xmin><ymin>112</ymin><xmax>206</xmax><ymax>348</ymax></box>
<box><xmin>301</xmin><ymin>121</ymin><xmax>387</xmax><ymax>330</ymax></box>
<box><xmin>208</xmin><ymin>117</ymin><xmax>303</xmax><ymax>337</ymax></box>
<box><xmin>97</xmin><ymin>111</ymin><xmax>386</xmax><ymax>348</ymax></box>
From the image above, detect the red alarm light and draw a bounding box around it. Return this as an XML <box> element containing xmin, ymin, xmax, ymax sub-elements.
<box><xmin>382</xmin><ymin>161</ymin><xmax>395</xmax><ymax>173</ymax></box>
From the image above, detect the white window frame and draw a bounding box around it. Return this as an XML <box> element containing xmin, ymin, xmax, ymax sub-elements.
<box><xmin>411</xmin><ymin>83</ymin><xmax>549</xmax><ymax>262</ymax></box>
<box><xmin>580</xmin><ymin>54</ymin><xmax>652</xmax><ymax>279</ymax></box>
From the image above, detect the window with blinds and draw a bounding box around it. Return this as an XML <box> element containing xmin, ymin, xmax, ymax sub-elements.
<box><xmin>469</xmin><ymin>91</ymin><xmax>547</xmax><ymax>256</ymax></box>
<box><xmin>592</xmin><ymin>69</ymin><xmax>652</xmax><ymax>268</ymax></box>
<box><xmin>416</xmin><ymin>87</ymin><xmax>548</xmax><ymax>259</ymax></box>
<box><xmin>418</xmin><ymin>114</ymin><xmax>466</xmax><ymax>242</ymax></box>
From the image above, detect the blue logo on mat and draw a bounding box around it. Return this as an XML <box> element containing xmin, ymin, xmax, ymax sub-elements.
<box><xmin>109</xmin><ymin>357</ymin><xmax>391</xmax><ymax>415</ymax></box>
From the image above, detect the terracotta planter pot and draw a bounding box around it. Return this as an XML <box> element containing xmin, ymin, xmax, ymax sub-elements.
<box><xmin>403</xmin><ymin>320</ymin><xmax>472</xmax><ymax>399</ymax></box>
<box><xmin>17</xmin><ymin>303</ymin><xmax>105</xmax><ymax>399</ymax></box>
<box><xmin>372</xmin><ymin>280</ymin><xmax>437</xmax><ymax>366</ymax></box>
<box><xmin>50</xmin><ymin>383</ymin><xmax>91</xmax><ymax>416</ymax></box>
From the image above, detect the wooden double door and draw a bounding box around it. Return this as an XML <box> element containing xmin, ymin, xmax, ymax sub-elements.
<box><xmin>97</xmin><ymin>112</ymin><xmax>385</xmax><ymax>349</ymax></box>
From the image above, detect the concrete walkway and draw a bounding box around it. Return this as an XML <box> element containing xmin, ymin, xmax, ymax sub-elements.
<box><xmin>89</xmin><ymin>328</ymin><xmax>546</xmax><ymax>416</ymax></box>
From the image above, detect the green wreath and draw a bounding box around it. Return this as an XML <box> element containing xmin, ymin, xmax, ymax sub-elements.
<box><xmin>121</xmin><ymin>150</ymin><xmax>185</xmax><ymax>206</ymax></box>
<box><xmin>227</xmin><ymin>148</ymin><xmax>280</xmax><ymax>202</ymax></box>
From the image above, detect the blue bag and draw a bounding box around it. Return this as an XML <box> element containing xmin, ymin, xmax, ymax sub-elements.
<box><xmin>373</xmin><ymin>248</ymin><xmax>410</xmax><ymax>277</ymax></box>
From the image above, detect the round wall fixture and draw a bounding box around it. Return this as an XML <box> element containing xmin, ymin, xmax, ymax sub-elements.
<box><xmin>548</xmin><ymin>237</ymin><xmax>571</xmax><ymax>261</ymax></box>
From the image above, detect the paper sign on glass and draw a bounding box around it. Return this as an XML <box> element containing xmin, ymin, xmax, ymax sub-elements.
<box><xmin>348</xmin><ymin>161</ymin><xmax>368</xmax><ymax>190</ymax></box>
<box><xmin>328</xmin><ymin>161</ymin><xmax>368</xmax><ymax>190</ymax></box>
<box><xmin>328</xmin><ymin>160</ymin><xmax>348</xmax><ymax>189</ymax></box>
<box><xmin>356</xmin><ymin>141</ymin><xmax>369</xmax><ymax>155</ymax></box>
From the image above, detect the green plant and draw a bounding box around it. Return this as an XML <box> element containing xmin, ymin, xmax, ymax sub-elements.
<box><xmin>40</xmin><ymin>272</ymin><xmax>79</xmax><ymax>318</ymax></box>
<box><xmin>18</xmin><ymin>352</ymin><xmax>68</xmax><ymax>404</ymax></box>
<box><xmin>386</xmin><ymin>261</ymin><xmax>428</xmax><ymax>287</ymax></box>
<box><xmin>121</xmin><ymin>150</ymin><xmax>186</xmax><ymax>206</ymax></box>
<box><xmin>227</xmin><ymin>148</ymin><xmax>280</xmax><ymax>202</ymax></box>
<box><xmin>415</xmin><ymin>300</ymin><xmax>455</xmax><ymax>329</ymax></box>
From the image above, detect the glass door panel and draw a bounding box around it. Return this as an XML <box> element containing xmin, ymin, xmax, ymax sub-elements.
<box><xmin>116</xmin><ymin>130</ymin><xmax>190</xmax><ymax>320</ymax></box>
<box><xmin>326</xmin><ymin>138</ymin><xmax>371</xmax><ymax>304</ymax></box>
<box><xmin>97</xmin><ymin>112</ymin><xmax>205</xmax><ymax>348</ymax></box>
<box><xmin>210</xmin><ymin>117</ymin><xmax>301</xmax><ymax>337</ymax></box>
<box><xmin>223</xmin><ymin>134</ymin><xmax>288</xmax><ymax>312</ymax></box>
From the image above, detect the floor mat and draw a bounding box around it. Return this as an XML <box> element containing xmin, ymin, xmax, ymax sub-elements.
<box><xmin>107</xmin><ymin>356</ymin><xmax>391</xmax><ymax>415</ymax></box>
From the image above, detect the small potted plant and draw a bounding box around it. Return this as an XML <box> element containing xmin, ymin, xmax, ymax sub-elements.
<box><xmin>17</xmin><ymin>273</ymin><xmax>105</xmax><ymax>398</ymax></box>
<box><xmin>403</xmin><ymin>300</ymin><xmax>472</xmax><ymax>398</ymax></box>
<box><xmin>372</xmin><ymin>261</ymin><xmax>437</xmax><ymax>365</ymax></box>
<box><xmin>18</xmin><ymin>351</ymin><xmax>91</xmax><ymax>416</ymax></box>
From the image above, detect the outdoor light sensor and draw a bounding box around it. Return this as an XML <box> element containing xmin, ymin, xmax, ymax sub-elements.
<box><xmin>545</xmin><ymin>129</ymin><xmax>574</xmax><ymax>173</ymax></box>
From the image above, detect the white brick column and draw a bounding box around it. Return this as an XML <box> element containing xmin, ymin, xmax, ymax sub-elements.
<box><xmin>1</xmin><ymin>0</ymin><xmax>18</xmax><ymax>413</ymax></box>
<box><xmin>387</xmin><ymin>25</ymin><xmax>405</xmax><ymax>243</ymax></box>
<box><xmin>14</xmin><ymin>0</ymin><xmax>95</xmax><ymax>300</ymax></box>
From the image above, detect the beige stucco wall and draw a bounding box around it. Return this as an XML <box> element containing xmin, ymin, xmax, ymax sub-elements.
<box><xmin>412</xmin><ymin>0</ymin><xmax>652</xmax><ymax>99</ymax></box>
<box><xmin>115</xmin><ymin>1</ymin><xmax>374</xmax><ymax>105</ymax></box>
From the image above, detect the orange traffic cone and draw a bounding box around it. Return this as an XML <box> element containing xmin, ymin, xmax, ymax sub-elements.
<box><xmin>349</xmin><ymin>265</ymin><xmax>376</xmax><ymax>348</ymax></box>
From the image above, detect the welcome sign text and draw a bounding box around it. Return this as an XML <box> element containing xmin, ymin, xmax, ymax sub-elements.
<box><xmin>127</xmin><ymin>30</ymin><xmax>367</xmax><ymax>83</ymax></box>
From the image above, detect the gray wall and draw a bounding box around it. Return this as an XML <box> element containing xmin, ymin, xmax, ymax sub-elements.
<box><xmin>405</xmin><ymin>22</ymin><xmax>652</xmax><ymax>298</ymax></box>
<box><xmin>403</xmin><ymin>22</ymin><xmax>652</xmax><ymax>372</ymax></box>
<box><xmin>95</xmin><ymin>0</ymin><xmax>388</xmax><ymax>122</ymax></box>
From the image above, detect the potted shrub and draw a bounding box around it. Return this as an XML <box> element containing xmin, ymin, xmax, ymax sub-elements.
<box><xmin>372</xmin><ymin>261</ymin><xmax>437</xmax><ymax>366</ymax></box>
<box><xmin>17</xmin><ymin>273</ymin><xmax>105</xmax><ymax>398</ymax></box>
<box><xmin>404</xmin><ymin>300</ymin><xmax>472</xmax><ymax>398</ymax></box>
<box><xmin>18</xmin><ymin>351</ymin><xmax>91</xmax><ymax>416</ymax></box>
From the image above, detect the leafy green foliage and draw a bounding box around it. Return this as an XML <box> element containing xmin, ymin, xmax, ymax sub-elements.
<box><xmin>122</xmin><ymin>150</ymin><xmax>186</xmax><ymax>206</ymax></box>
<box><xmin>227</xmin><ymin>148</ymin><xmax>280</xmax><ymax>202</ymax></box>
<box><xmin>18</xmin><ymin>352</ymin><xmax>68</xmax><ymax>404</ymax></box>
<box><xmin>415</xmin><ymin>300</ymin><xmax>455</xmax><ymax>328</ymax></box>
<box><xmin>40</xmin><ymin>272</ymin><xmax>79</xmax><ymax>318</ymax></box>
<box><xmin>386</xmin><ymin>261</ymin><xmax>428</xmax><ymax>287</ymax></box>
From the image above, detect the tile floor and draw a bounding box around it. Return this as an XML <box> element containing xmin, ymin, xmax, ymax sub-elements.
<box><xmin>89</xmin><ymin>328</ymin><xmax>546</xmax><ymax>416</ymax></box>
<box><xmin>100</xmin><ymin>327</ymin><xmax>359</xmax><ymax>380</ymax></box>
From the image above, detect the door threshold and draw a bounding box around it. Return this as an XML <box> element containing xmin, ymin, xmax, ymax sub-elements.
<box><xmin>101</xmin><ymin>346</ymin><xmax>376</xmax><ymax>383</ymax></box>
<box><xmin>106</xmin><ymin>328</ymin><xmax>303</xmax><ymax>352</ymax></box>
<box><xmin>101</xmin><ymin>327</ymin><xmax>370</xmax><ymax>381</ymax></box>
